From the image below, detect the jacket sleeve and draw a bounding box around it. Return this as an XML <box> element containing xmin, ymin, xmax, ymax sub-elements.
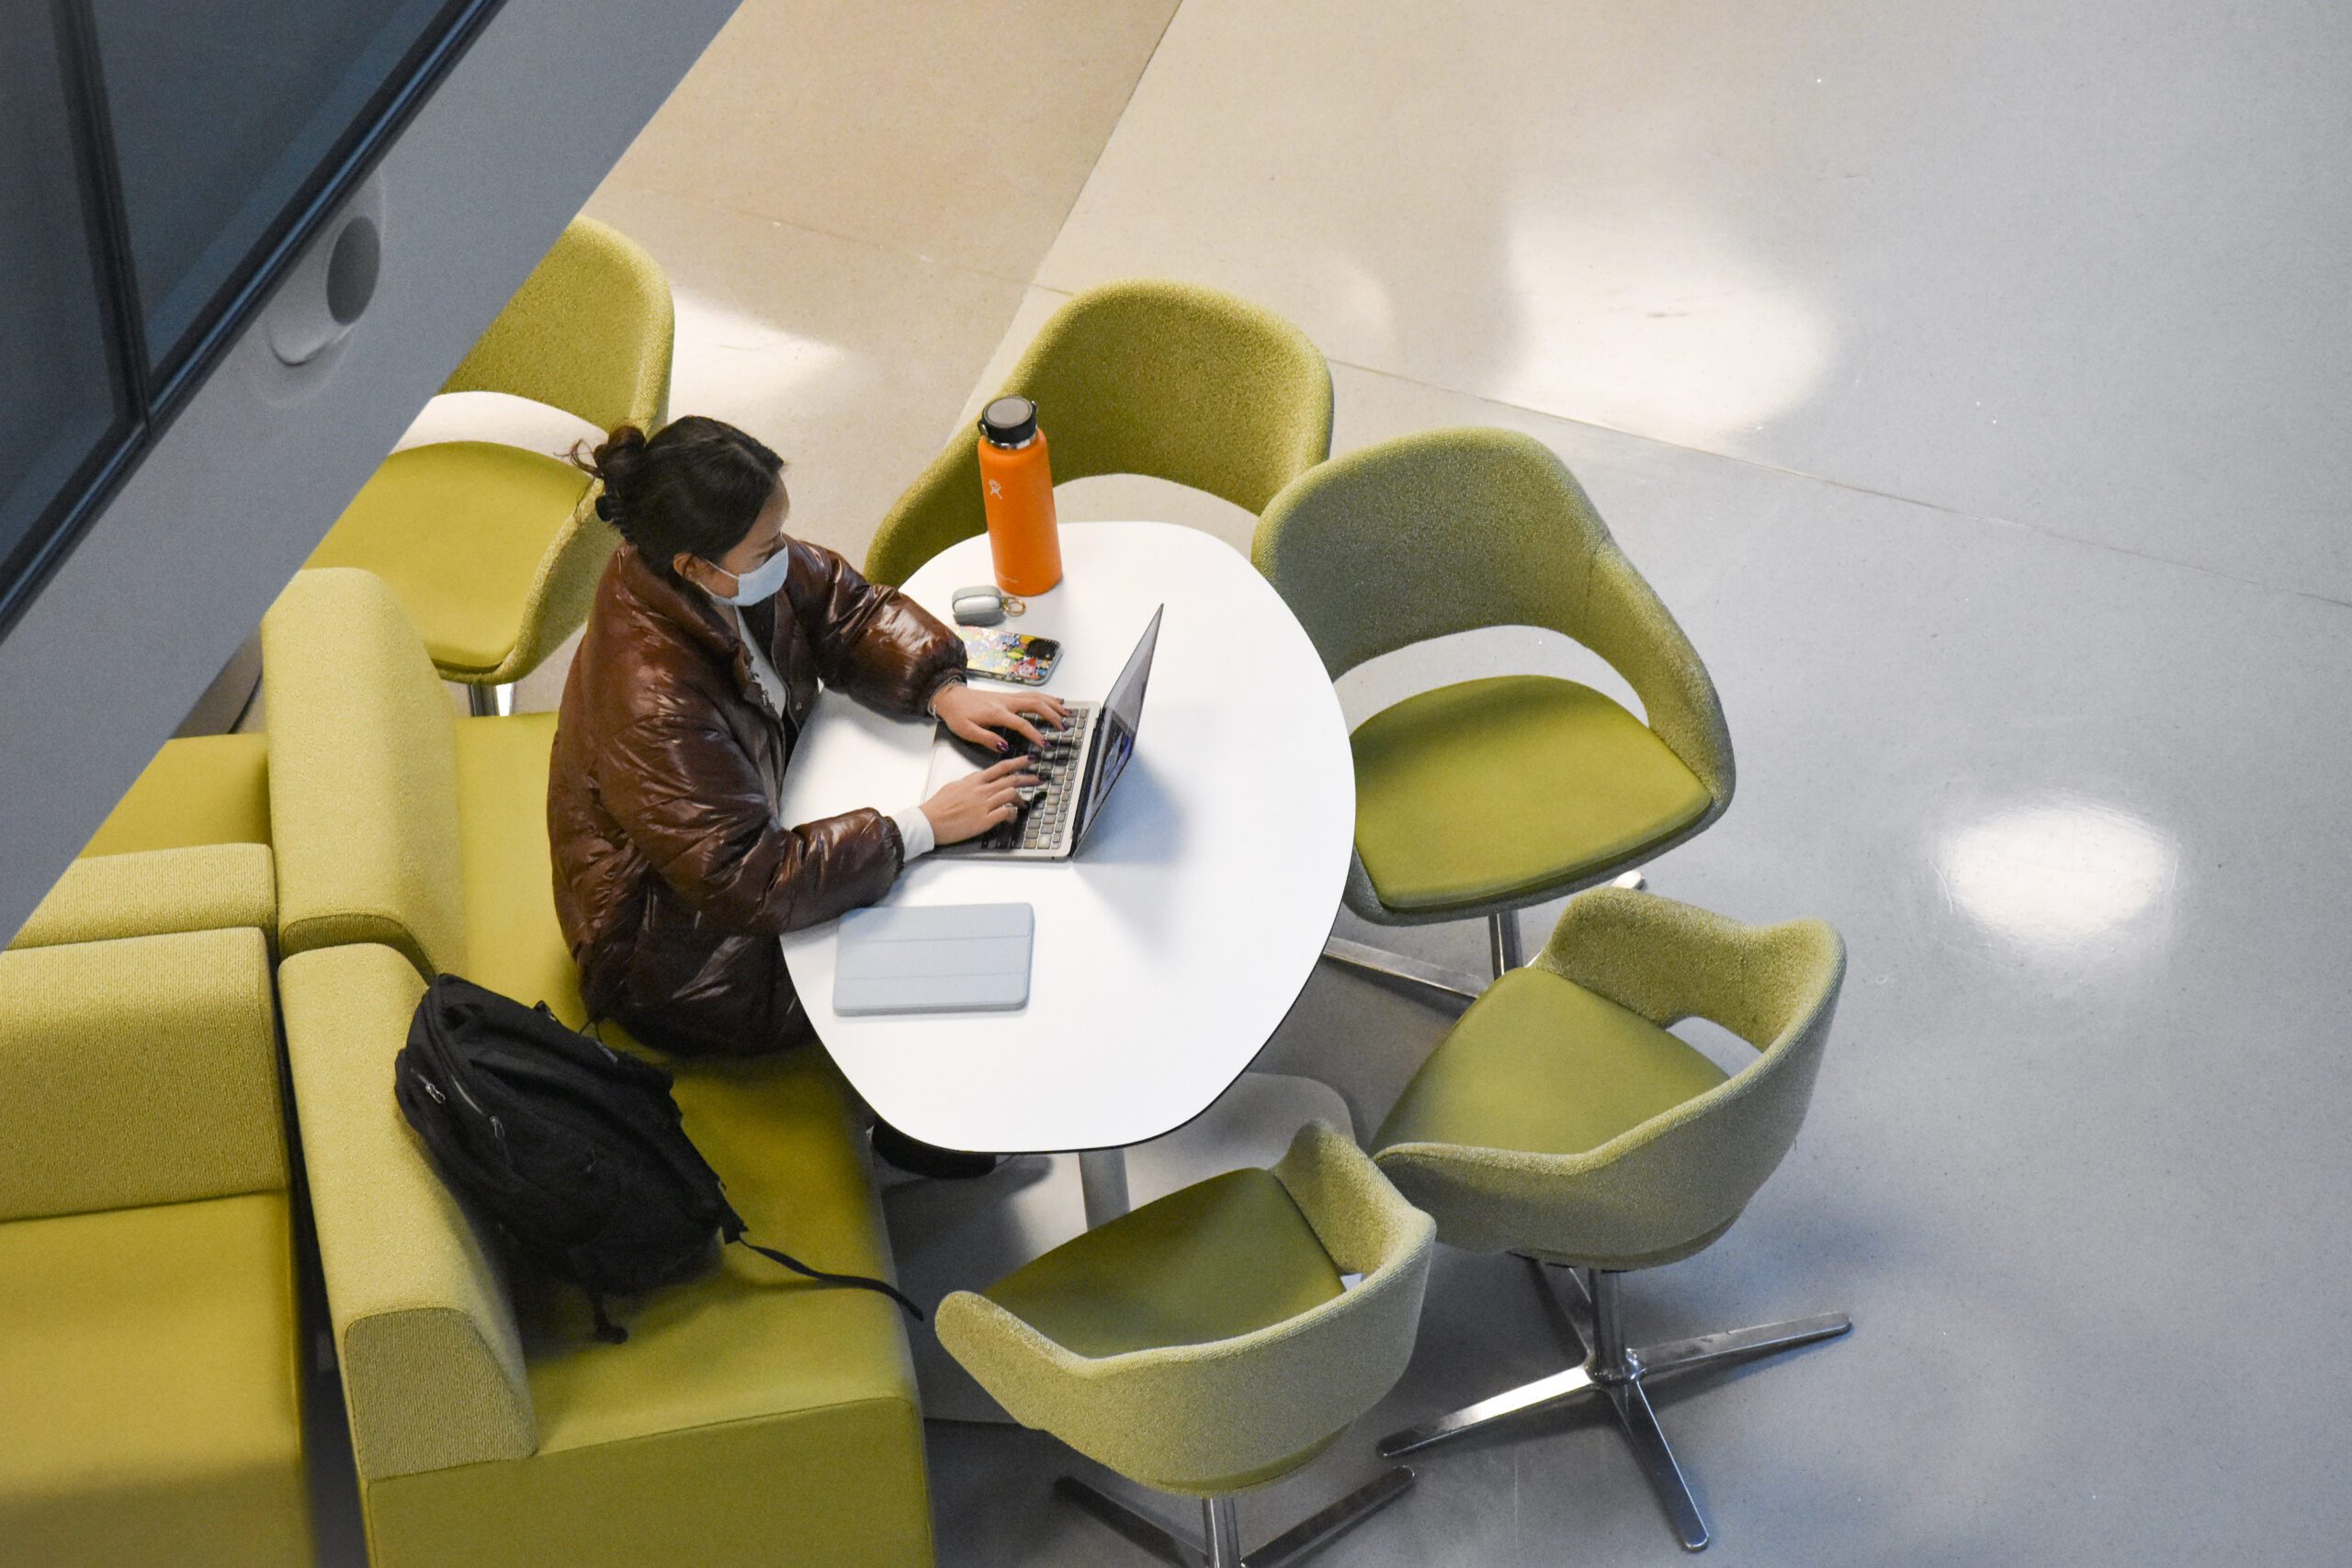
<box><xmin>597</xmin><ymin>709</ymin><xmax>902</xmax><ymax>935</ymax></box>
<box><xmin>785</xmin><ymin>539</ymin><xmax>967</xmax><ymax>716</ymax></box>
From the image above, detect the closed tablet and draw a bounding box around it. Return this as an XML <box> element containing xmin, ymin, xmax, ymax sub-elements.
<box><xmin>833</xmin><ymin>902</ymin><xmax>1033</xmax><ymax>1015</ymax></box>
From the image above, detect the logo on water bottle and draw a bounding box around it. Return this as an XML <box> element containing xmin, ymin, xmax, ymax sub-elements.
<box><xmin>988</xmin><ymin>480</ymin><xmax>1003</xmax><ymax>498</ymax></box>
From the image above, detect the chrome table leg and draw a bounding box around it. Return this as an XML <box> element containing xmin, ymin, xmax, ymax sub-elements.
<box><xmin>1079</xmin><ymin>1147</ymin><xmax>1132</xmax><ymax>1227</ymax></box>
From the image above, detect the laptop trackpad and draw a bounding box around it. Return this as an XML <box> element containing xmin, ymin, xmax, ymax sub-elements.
<box><xmin>922</xmin><ymin>727</ymin><xmax>990</xmax><ymax>796</ymax></box>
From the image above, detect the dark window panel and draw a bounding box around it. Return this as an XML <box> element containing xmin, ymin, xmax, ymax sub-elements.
<box><xmin>0</xmin><ymin>6</ymin><xmax>131</xmax><ymax>581</ymax></box>
<box><xmin>88</xmin><ymin>0</ymin><xmax>463</xmax><ymax>378</ymax></box>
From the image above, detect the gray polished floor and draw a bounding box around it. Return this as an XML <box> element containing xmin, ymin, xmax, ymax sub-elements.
<box><xmin>910</xmin><ymin>3</ymin><xmax>2352</xmax><ymax>1565</ymax></box>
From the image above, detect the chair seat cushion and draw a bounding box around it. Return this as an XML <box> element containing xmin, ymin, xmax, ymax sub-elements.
<box><xmin>1376</xmin><ymin>966</ymin><xmax>1729</xmax><ymax>1159</ymax></box>
<box><xmin>1351</xmin><ymin>674</ymin><xmax>1710</xmax><ymax>913</ymax></box>
<box><xmin>79</xmin><ymin>731</ymin><xmax>270</xmax><ymax>858</ymax></box>
<box><xmin>983</xmin><ymin>1169</ymin><xmax>1344</xmax><ymax>1359</ymax></box>
<box><xmin>307</xmin><ymin>441</ymin><xmax>591</xmax><ymax>675</ymax></box>
<box><xmin>0</xmin><ymin>1192</ymin><xmax>310</xmax><ymax>1567</ymax></box>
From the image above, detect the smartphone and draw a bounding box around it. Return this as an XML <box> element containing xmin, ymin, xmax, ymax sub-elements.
<box><xmin>962</xmin><ymin>627</ymin><xmax>1062</xmax><ymax>685</ymax></box>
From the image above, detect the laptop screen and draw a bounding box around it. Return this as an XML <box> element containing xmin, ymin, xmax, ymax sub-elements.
<box><xmin>1072</xmin><ymin>605</ymin><xmax>1163</xmax><ymax>847</ymax></box>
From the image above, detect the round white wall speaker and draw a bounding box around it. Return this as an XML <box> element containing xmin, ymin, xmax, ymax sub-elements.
<box><xmin>266</xmin><ymin>175</ymin><xmax>387</xmax><ymax>367</ymax></box>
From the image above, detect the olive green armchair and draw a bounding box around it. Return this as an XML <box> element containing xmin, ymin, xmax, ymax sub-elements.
<box><xmin>1370</xmin><ymin>887</ymin><xmax>1849</xmax><ymax>1551</ymax></box>
<box><xmin>937</xmin><ymin>1122</ymin><xmax>1433</xmax><ymax>1568</ymax></box>
<box><xmin>864</xmin><ymin>279</ymin><xmax>1333</xmax><ymax>586</ymax></box>
<box><xmin>1253</xmin><ymin>426</ymin><xmax>1735</xmax><ymax>998</ymax></box>
<box><xmin>303</xmin><ymin>216</ymin><xmax>673</xmax><ymax>710</ymax></box>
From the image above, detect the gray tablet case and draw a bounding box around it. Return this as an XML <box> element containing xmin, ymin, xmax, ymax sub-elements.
<box><xmin>832</xmin><ymin>902</ymin><xmax>1034</xmax><ymax>1015</ymax></box>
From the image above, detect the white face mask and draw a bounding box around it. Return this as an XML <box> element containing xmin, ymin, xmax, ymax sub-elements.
<box><xmin>707</xmin><ymin>548</ymin><xmax>790</xmax><ymax>608</ymax></box>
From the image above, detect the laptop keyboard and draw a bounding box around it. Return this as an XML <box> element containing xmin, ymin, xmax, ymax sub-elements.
<box><xmin>978</xmin><ymin>704</ymin><xmax>1093</xmax><ymax>852</ymax></box>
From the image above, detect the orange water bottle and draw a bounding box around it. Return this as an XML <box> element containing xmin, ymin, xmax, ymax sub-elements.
<box><xmin>977</xmin><ymin>395</ymin><xmax>1062</xmax><ymax>595</ymax></box>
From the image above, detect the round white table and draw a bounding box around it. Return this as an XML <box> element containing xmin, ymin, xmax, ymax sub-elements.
<box><xmin>777</xmin><ymin>521</ymin><xmax>1355</xmax><ymax>1227</ymax></box>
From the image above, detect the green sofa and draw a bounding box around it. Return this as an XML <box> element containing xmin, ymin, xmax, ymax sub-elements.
<box><xmin>264</xmin><ymin>566</ymin><xmax>934</xmax><ymax>1567</ymax></box>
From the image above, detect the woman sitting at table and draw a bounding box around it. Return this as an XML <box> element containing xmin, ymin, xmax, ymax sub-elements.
<box><xmin>548</xmin><ymin>415</ymin><xmax>1064</xmax><ymax>1077</ymax></box>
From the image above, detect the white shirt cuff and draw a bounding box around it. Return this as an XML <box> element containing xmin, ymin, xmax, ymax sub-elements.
<box><xmin>892</xmin><ymin>804</ymin><xmax>935</xmax><ymax>862</ymax></box>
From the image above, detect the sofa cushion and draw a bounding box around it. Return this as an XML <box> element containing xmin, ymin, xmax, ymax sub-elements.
<box><xmin>524</xmin><ymin>1046</ymin><xmax>921</xmax><ymax>1451</ymax></box>
<box><xmin>0</xmin><ymin>928</ymin><xmax>284</xmax><ymax>1224</ymax></box>
<box><xmin>452</xmin><ymin>711</ymin><xmax>581</xmax><ymax>1018</ymax></box>
<box><xmin>11</xmin><ymin>842</ymin><xmax>276</xmax><ymax>952</ymax></box>
<box><xmin>0</xmin><ymin>1191</ymin><xmax>310</xmax><ymax>1568</ymax></box>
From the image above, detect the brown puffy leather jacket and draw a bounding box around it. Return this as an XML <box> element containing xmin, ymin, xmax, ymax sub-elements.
<box><xmin>548</xmin><ymin>540</ymin><xmax>964</xmax><ymax>1056</ymax></box>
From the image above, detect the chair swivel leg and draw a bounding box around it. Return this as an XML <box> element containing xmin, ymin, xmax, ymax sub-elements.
<box><xmin>1487</xmin><ymin>910</ymin><xmax>1524</xmax><ymax>976</ymax></box>
<box><xmin>1056</xmin><ymin>1469</ymin><xmax>1415</xmax><ymax>1568</ymax></box>
<box><xmin>1379</xmin><ymin>1257</ymin><xmax>1849</xmax><ymax>1552</ymax></box>
<box><xmin>1320</xmin><ymin>908</ymin><xmax>1525</xmax><ymax>1003</ymax></box>
<box><xmin>465</xmin><ymin>682</ymin><xmax>515</xmax><ymax>717</ymax></box>
<box><xmin>1320</xmin><ymin>935</ymin><xmax>1488</xmax><ymax>1001</ymax></box>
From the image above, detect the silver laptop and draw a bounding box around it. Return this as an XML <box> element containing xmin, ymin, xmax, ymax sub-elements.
<box><xmin>932</xmin><ymin>606</ymin><xmax>1162</xmax><ymax>861</ymax></box>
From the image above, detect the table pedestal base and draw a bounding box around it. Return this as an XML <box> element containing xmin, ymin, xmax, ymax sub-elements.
<box><xmin>884</xmin><ymin>1071</ymin><xmax>1355</xmax><ymax>1424</ymax></box>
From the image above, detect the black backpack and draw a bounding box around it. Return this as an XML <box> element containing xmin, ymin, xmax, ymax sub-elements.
<box><xmin>393</xmin><ymin>973</ymin><xmax>921</xmax><ymax>1343</ymax></box>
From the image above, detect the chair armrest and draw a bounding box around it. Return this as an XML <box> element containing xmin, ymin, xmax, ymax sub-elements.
<box><xmin>279</xmin><ymin>942</ymin><xmax>536</xmax><ymax>1481</ymax></box>
<box><xmin>1270</xmin><ymin>1120</ymin><xmax>1434</xmax><ymax>1279</ymax></box>
<box><xmin>1578</xmin><ymin>545</ymin><xmax>1734</xmax><ymax>807</ymax></box>
<box><xmin>0</xmin><ymin>928</ymin><xmax>283</xmax><ymax>1223</ymax></box>
<box><xmin>1534</xmin><ymin>887</ymin><xmax>1843</xmax><ymax>1049</ymax></box>
<box><xmin>938</xmin><ymin>1123</ymin><xmax>1435</xmax><ymax>1495</ymax></box>
<box><xmin>9</xmin><ymin>843</ymin><xmax>275</xmax><ymax>952</ymax></box>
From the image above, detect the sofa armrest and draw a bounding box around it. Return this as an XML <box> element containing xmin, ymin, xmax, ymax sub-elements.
<box><xmin>278</xmin><ymin>942</ymin><xmax>536</xmax><ymax>1480</ymax></box>
<box><xmin>0</xmin><ymin>927</ymin><xmax>284</xmax><ymax>1223</ymax></box>
<box><xmin>9</xmin><ymin>843</ymin><xmax>276</xmax><ymax>952</ymax></box>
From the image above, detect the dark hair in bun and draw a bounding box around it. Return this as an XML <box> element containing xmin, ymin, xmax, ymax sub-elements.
<box><xmin>571</xmin><ymin>416</ymin><xmax>786</xmax><ymax>582</ymax></box>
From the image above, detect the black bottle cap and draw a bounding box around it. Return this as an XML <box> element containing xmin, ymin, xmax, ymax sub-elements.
<box><xmin>979</xmin><ymin>396</ymin><xmax>1039</xmax><ymax>447</ymax></box>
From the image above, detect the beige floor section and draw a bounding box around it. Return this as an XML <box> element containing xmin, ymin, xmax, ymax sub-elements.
<box><xmin>498</xmin><ymin>0</ymin><xmax>1177</xmax><ymax>714</ymax></box>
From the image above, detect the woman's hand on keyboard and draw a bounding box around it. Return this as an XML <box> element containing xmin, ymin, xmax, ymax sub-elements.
<box><xmin>920</xmin><ymin>757</ymin><xmax>1044</xmax><ymax>844</ymax></box>
<box><xmin>933</xmin><ymin>683</ymin><xmax>1070</xmax><ymax>751</ymax></box>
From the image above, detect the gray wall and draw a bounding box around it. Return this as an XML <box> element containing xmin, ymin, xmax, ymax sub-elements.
<box><xmin>0</xmin><ymin>0</ymin><xmax>737</xmax><ymax>942</ymax></box>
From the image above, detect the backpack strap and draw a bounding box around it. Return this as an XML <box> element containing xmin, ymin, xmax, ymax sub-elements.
<box><xmin>588</xmin><ymin>1293</ymin><xmax>630</xmax><ymax>1346</ymax></box>
<box><xmin>737</xmin><ymin>1239</ymin><xmax>924</xmax><ymax>1321</ymax></box>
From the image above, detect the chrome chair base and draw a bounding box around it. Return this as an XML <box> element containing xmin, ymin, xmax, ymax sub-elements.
<box><xmin>1055</xmin><ymin>1467</ymin><xmax>1414</xmax><ymax>1568</ymax></box>
<box><xmin>1378</xmin><ymin>1258</ymin><xmax>1848</xmax><ymax>1552</ymax></box>
<box><xmin>1319</xmin><ymin>936</ymin><xmax>1488</xmax><ymax>1001</ymax></box>
<box><xmin>1320</xmin><ymin>872</ymin><xmax>1649</xmax><ymax>1002</ymax></box>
